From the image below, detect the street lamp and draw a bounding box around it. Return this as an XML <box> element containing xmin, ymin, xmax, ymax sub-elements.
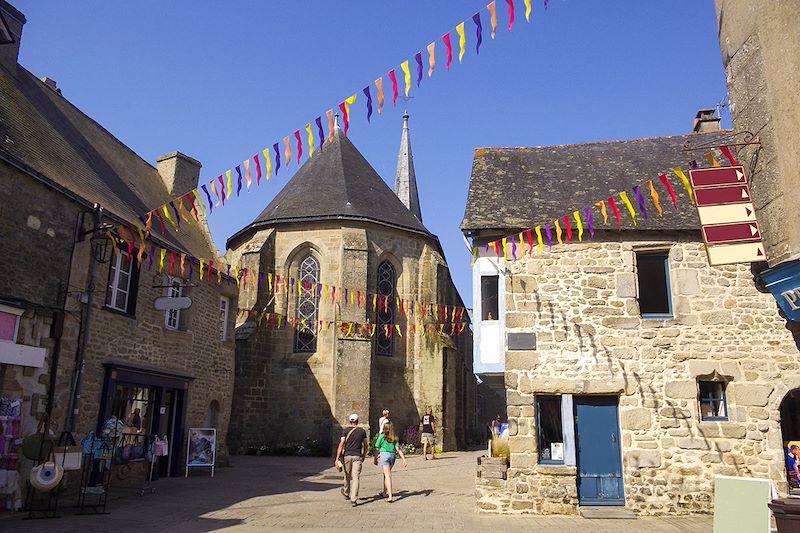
<box><xmin>89</xmin><ymin>232</ymin><xmax>111</xmax><ymax>264</ymax></box>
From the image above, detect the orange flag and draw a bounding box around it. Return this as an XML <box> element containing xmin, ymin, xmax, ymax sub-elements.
<box><xmin>648</xmin><ymin>180</ymin><xmax>663</xmax><ymax>216</ymax></box>
<box><xmin>427</xmin><ymin>42</ymin><xmax>436</xmax><ymax>76</ymax></box>
<box><xmin>375</xmin><ymin>77</ymin><xmax>385</xmax><ymax>113</ymax></box>
<box><xmin>487</xmin><ymin>1</ymin><xmax>497</xmax><ymax>39</ymax></box>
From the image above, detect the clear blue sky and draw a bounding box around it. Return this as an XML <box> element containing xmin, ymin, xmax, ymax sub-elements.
<box><xmin>15</xmin><ymin>1</ymin><xmax>729</xmax><ymax>303</ymax></box>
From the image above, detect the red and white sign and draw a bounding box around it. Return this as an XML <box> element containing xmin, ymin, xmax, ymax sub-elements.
<box><xmin>689</xmin><ymin>165</ymin><xmax>766</xmax><ymax>266</ymax></box>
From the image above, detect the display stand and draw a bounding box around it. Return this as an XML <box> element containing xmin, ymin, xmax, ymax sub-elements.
<box><xmin>22</xmin><ymin>414</ymin><xmax>61</xmax><ymax>520</ymax></box>
<box><xmin>185</xmin><ymin>428</ymin><xmax>216</xmax><ymax>478</ymax></box>
<box><xmin>74</xmin><ymin>433</ymin><xmax>114</xmax><ymax>515</ymax></box>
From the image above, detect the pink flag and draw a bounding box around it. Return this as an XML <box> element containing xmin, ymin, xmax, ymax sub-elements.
<box><xmin>443</xmin><ymin>33</ymin><xmax>453</xmax><ymax>71</ymax></box>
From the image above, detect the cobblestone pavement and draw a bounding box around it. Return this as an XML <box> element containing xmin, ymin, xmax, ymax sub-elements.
<box><xmin>3</xmin><ymin>450</ymin><xmax>712</xmax><ymax>532</ymax></box>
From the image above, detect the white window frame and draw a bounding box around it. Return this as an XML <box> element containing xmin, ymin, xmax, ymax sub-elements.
<box><xmin>164</xmin><ymin>277</ymin><xmax>183</xmax><ymax>330</ymax></box>
<box><xmin>219</xmin><ymin>296</ymin><xmax>230</xmax><ymax>341</ymax></box>
<box><xmin>0</xmin><ymin>304</ymin><xmax>23</xmax><ymax>343</ymax></box>
<box><xmin>107</xmin><ymin>251</ymin><xmax>133</xmax><ymax>312</ymax></box>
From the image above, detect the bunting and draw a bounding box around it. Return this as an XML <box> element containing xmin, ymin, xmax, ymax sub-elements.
<box><xmin>388</xmin><ymin>69</ymin><xmax>399</xmax><ymax>107</ymax></box>
<box><xmin>619</xmin><ymin>191</ymin><xmax>637</xmax><ymax>226</ymax></box>
<box><xmin>363</xmin><ymin>86</ymin><xmax>373</xmax><ymax>122</ymax></box>
<box><xmin>443</xmin><ymin>32</ymin><xmax>453</xmax><ymax>71</ymax></box>
<box><xmin>473</xmin><ymin>12</ymin><xmax>483</xmax><ymax>54</ymax></box>
<box><xmin>375</xmin><ymin>78</ymin><xmax>385</xmax><ymax>113</ymax></box>
<box><xmin>456</xmin><ymin>22</ymin><xmax>466</xmax><ymax>63</ymax></box>
<box><xmin>506</xmin><ymin>0</ymin><xmax>515</xmax><ymax>31</ymax></box>
<box><xmin>427</xmin><ymin>42</ymin><xmax>436</xmax><ymax>76</ymax></box>
<box><xmin>648</xmin><ymin>180</ymin><xmax>663</xmax><ymax>216</ymax></box>
<box><xmin>659</xmin><ymin>174</ymin><xmax>677</xmax><ymax>208</ymax></box>
<box><xmin>414</xmin><ymin>52</ymin><xmax>423</xmax><ymax>87</ymax></box>
<box><xmin>401</xmin><ymin>60</ymin><xmax>412</xmax><ymax>97</ymax></box>
<box><xmin>487</xmin><ymin>1</ymin><xmax>497</xmax><ymax>39</ymax></box>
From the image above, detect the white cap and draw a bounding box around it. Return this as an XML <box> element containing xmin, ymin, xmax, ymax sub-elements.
<box><xmin>349</xmin><ymin>414</ymin><xmax>359</xmax><ymax>422</ymax></box>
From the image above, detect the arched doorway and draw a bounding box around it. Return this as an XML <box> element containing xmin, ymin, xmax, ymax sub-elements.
<box><xmin>780</xmin><ymin>390</ymin><xmax>800</xmax><ymax>494</ymax></box>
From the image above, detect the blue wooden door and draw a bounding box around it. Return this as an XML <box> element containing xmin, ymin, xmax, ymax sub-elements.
<box><xmin>574</xmin><ymin>396</ymin><xmax>624</xmax><ymax>505</ymax></box>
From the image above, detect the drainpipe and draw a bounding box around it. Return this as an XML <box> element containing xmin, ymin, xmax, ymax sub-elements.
<box><xmin>64</xmin><ymin>205</ymin><xmax>104</xmax><ymax>433</ymax></box>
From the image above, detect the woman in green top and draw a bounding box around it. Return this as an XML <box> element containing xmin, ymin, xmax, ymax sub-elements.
<box><xmin>374</xmin><ymin>422</ymin><xmax>407</xmax><ymax>502</ymax></box>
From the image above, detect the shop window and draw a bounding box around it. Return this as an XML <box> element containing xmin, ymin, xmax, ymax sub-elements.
<box><xmin>0</xmin><ymin>305</ymin><xmax>22</xmax><ymax>342</ymax></box>
<box><xmin>164</xmin><ymin>278</ymin><xmax>183</xmax><ymax>330</ymax></box>
<box><xmin>375</xmin><ymin>261</ymin><xmax>396</xmax><ymax>357</ymax></box>
<box><xmin>536</xmin><ymin>395</ymin><xmax>564</xmax><ymax>464</ymax></box>
<box><xmin>294</xmin><ymin>255</ymin><xmax>319</xmax><ymax>353</ymax></box>
<box><xmin>106</xmin><ymin>249</ymin><xmax>140</xmax><ymax>314</ymax></box>
<box><xmin>481</xmin><ymin>275</ymin><xmax>499</xmax><ymax>321</ymax></box>
<box><xmin>219</xmin><ymin>296</ymin><xmax>230</xmax><ymax>341</ymax></box>
<box><xmin>699</xmin><ymin>381</ymin><xmax>728</xmax><ymax>421</ymax></box>
<box><xmin>636</xmin><ymin>252</ymin><xmax>672</xmax><ymax>318</ymax></box>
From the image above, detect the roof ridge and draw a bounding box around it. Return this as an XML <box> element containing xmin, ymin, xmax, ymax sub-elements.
<box><xmin>473</xmin><ymin>130</ymin><xmax>734</xmax><ymax>152</ymax></box>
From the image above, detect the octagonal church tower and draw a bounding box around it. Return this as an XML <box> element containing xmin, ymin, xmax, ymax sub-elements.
<box><xmin>226</xmin><ymin>115</ymin><xmax>474</xmax><ymax>454</ymax></box>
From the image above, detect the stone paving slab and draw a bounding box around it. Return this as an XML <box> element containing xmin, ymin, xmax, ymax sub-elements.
<box><xmin>1</xmin><ymin>450</ymin><xmax>713</xmax><ymax>532</ymax></box>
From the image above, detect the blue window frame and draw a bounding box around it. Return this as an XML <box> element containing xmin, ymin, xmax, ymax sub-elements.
<box><xmin>699</xmin><ymin>381</ymin><xmax>728</xmax><ymax>421</ymax></box>
<box><xmin>536</xmin><ymin>395</ymin><xmax>564</xmax><ymax>464</ymax></box>
<box><xmin>636</xmin><ymin>252</ymin><xmax>673</xmax><ymax>319</ymax></box>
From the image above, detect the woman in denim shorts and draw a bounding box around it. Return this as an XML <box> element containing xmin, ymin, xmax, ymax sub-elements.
<box><xmin>373</xmin><ymin>422</ymin><xmax>407</xmax><ymax>502</ymax></box>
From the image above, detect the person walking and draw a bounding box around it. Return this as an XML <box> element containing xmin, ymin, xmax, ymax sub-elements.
<box><xmin>378</xmin><ymin>409</ymin><xmax>390</xmax><ymax>435</ymax></box>
<box><xmin>419</xmin><ymin>407</ymin><xmax>437</xmax><ymax>460</ymax></box>
<box><xmin>335</xmin><ymin>413</ymin><xmax>368</xmax><ymax>507</ymax></box>
<box><xmin>374</xmin><ymin>422</ymin><xmax>406</xmax><ymax>503</ymax></box>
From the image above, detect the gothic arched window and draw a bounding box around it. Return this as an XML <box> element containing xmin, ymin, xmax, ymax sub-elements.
<box><xmin>375</xmin><ymin>261</ymin><xmax>396</xmax><ymax>357</ymax></box>
<box><xmin>294</xmin><ymin>255</ymin><xmax>320</xmax><ymax>353</ymax></box>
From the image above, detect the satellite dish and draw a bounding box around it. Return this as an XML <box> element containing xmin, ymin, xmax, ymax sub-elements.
<box><xmin>154</xmin><ymin>296</ymin><xmax>192</xmax><ymax>311</ymax></box>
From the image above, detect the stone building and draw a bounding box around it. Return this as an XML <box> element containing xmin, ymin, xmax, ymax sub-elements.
<box><xmin>714</xmin><ymin>1</ymin><xmax>800</xmax><ymax>341</ymax></box>
<box><xmin>227</xmin><ymin>115</ymin><xmax>475</xmax><ymax>454</ymax></box>
<box><xmin>0</xmin><ymin>0</ymin><xmax>236</xmax><ymax>503</ymax></box>
<box><xmin>461</xmin><ymin>122</ymin><xmax>797</xmax><ymax>515</ymax></box>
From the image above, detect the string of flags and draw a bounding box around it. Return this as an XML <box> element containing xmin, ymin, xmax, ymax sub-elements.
<box><xmin>107</xmin><ymin>225</ymin><xmax>469</xmax><ymax>321</ymax></box>
<box><xmin>473</xmin><ymin>148</ymin><xmax>737</xmax><ymax>263</ymax></box>
<box><xmin>236</xmin><ymin>309</ymin><xmax>470</xmax><ymax>338</ymax></box>
<box><xmin>135</xmin><ymin>0</ymin><xmax>550</xmax><ymax>233</ymax></box>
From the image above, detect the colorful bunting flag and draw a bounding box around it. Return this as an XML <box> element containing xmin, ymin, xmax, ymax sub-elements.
<box><xmin>262</xmin><ymin>148</ymin><xmax>272</xmax><ymax>180</ymax></box>
<box><xmin>326</xmin><ymin>109</ymin><xmax>335</xmax><ymax>141</ymax></box>
<box><xmin>544</xmin><ymin>222</ymin><xmax>553</xmax><ymax>250</ymax></box>
<box><xmin>554</xmin><ymin>218</ymin><xmax>563</xmax><ymax>245</ymax></box>
<box><xmin>315</xmin><ymin>116</ymin><xmax>325</xmax><ymax>149</ymax></box>
<box><xmin>201</xmin><ymin>185</ymin><xmax>213</xmax><ymax>213</ymax></box>
<box><xmin>342</xmin><ymin>93</ymin><xmax>357</xmax><ymax>136</ymax></box>
<box><xmin>648</xmin><ymin>180</ymin><xmax>663</xmax><ymax>216</ymax></box>
<box><xmin>524</xmin><ymin>0</ymin><xmax>532</xmax><ymax>21</ymax></box>
<box><xmin>633</xmin><ymin>185</ymin><xmax>648</xmax><ymax>220</ymax></box>
<box><xmin>235</xmin><ymin>165</ymin><xmax>243</xmax><ymax>197</ymax></box>
<box><xmin>243</xmin><ymin>159</ymin><xmax>253</xmax><ymax>190</ymax></box>
<box><xmin>672</xmin><ymin>167</ymin><xmax>694</xmax><ymax>204</ymax></box>
<box><xmin>564</xmin><ymin>215</ymin><xmax>573</xmax><ymax>243</ymax></box>
<box><xmin>401</xmin><ymin>60</ymin><xmax>412</xmax><ymax>97</ymax></box>
<box><xmin>595</xmin><ymin>200</ymin><xmax>608</xmax><ymax>224</ymax></box>
<box><xmin>705</xmin><ymin>151</ymin><xmax>721</xmax><ymax>167</ymax></box>
<box><xmin>720</xmin><ymin>145</ymin><xmax>738</xmax><ymax>165</ymax></box>
<box><xmin>456</xmin><ymin>22</ymin><xmax>466</xmax><ymax>63</ymax></box>
<box><xmin>283</xmin><ymin>137</ymin><xmax>291</xmax><ymax>167</ymax></box>
<box><xmin>584</xmin><ymin>207</ymin><xmax>594</xmax><ymax>238</ymax></box>
<box><xmin>217</xmin><ymin>175</ymin><xmax>226</xmax><ymax>205</ymax></box>
<box><xmin>375</xmin><ymin>78</ymin><xmax>385</xmax><ymax>113</ymax></box>
<box><xmin>253</xmin><ymin>153</ymin><xmax>262</xmax><ymax>185</ymax></box>
<box><xmin>535</xmin><ymin>225</ymin><xmax>543</xmax><ymax>253</ymax></box>
<box><xmin>473</xmin><ymin>12</ymin><xmax>483</xmax><ymax>54</ymax></box>
<box><xmin>525</xmin><ymin>228</ymin><xmax>534</xmax><ymax>255</ymax></box>
<box><xmin>305</xmin><ymin>124</ymin><xmax>315</xmax><ymax>158</ymax></box>
<box><xmin>573</xmin><ymin>210</ymin><xmax>583</xmax><ymax>241</ymax></box>
<box><xmin>506</xmin><ymin>0</ymin><xmax>515</xmax><ymax>31</ymax></box>
<box><xmin>225</xmin><ymin>169</ymin><xmax>233</xmax><ymax>198</ymax></box>
<box><xmin>294</xmin><ymin>129</ymin><xmax>302</xmax><ymax>163</ymax></box>
<box><xmin>608</xmin><ymin>197</ymin><xmax>621</xmax><ymax>229</ymax></box>
<box><xmin>443</xmin><ymin>32</ymin><xmax>453</xmax><ymax>71</ymax></box>
<box><xmin>487</xmin><ymin>1</ymin><xmax>497</xmax><ymax>39</ymax></box>
<box><xmin>658</xmin><ymin>174</ymin><xmax>677</xmax><ymax>208</ymax></box>
<box><xmin>427</xmin><ymin>42</ymin><xmax>436</xmax><ymax>76</ymax></box>
<box><xmin>414</xmin><ymin>52</ymin><xmax>423</xmax><ymax>86</ymax></box>
<box><xmin>388</xmin><ymin>69</ymin><xmax>399</xmax><ymax>106</ymax></box>
<box><xmin>363</xmin><ymin>86</ymin><xmax>373</xmax><ymax>122</ymax></box>
<box><xmin>619</xmin><ymin>191</ymin><xmax>637</xmax><ymax>226</ymax></box>
<box><xmin>273</xmin><ymin>142</ymin><xmax>281</xmax><ymax>174</ymax></box>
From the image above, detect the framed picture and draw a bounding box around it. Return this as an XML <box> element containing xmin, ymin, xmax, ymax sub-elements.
<box><xmin>185</xmin><ymin>428</ymin><xmax>216</xmax><ymax>477</ymax></box>
<box><xmin>550</xmin><ymin>442</ymin><xmax>564</xmax><ymax>461</ymax></box>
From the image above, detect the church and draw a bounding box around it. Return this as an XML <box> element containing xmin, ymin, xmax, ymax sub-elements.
<box><xmin>226</xmin><ymin>115</ymin><xmax>476</xmax><ymax>454</ymax></box>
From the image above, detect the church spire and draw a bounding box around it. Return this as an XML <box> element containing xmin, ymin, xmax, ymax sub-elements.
<box><xmin>394</xmin><ymin>112</ymin><xmax>423</xmax><ymax>222</ymax></box>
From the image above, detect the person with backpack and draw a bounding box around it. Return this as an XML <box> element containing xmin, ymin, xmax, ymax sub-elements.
<box><xmin>335</xmin><ymin>413</ymin><xmax>368</xmax><ymax>506</ymax></box>
<box><xmin>374</xmin><ymin>421</ymin><xmax>407</xmax><ymax>503</ymax></box>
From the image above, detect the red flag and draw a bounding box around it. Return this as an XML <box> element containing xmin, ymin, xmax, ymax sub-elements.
<box><xmin>564</xmin><ymin>215</ymin><xmax>573</xmax><ymax>244</ymax></box>
<box><xmin>506</xmin><ymin>0</ymin><xmax>515</xmax><ymax>31</ymax></box>
<box><xmin>338</xmin><ymin>102</ymin><xmax>349</xmax><ymax>136</ymax></box>
<box><xmin>254</xmin><ymin>153</ymin><xmax>262</xmax><ymax>185</ymax></box>
<box><xmin>443</xmin><ymin>33</ymin><xmax>453</xmax><ymax>71</ymax></box>
<box><xmin>720</xmin><ymin>146</ymin><xmax>738</xmax><ymax>166</ymax></box>
<box><xmin>388</xmin><ymin>69</ymin><xmax>399</xmax><ymax>107</ymax></box>
<box><xmin>608</xmin><ymin>197</ymin><xmax>622</xmax><ymax>229</ymax></box>
<box><xmin>294</xmin><ymin>130</ymin><xmax>302</xmax><ymax>163</ymax></box>
<box><xmin>658</xmin><ymin>174</ymin><xmax>678</xmax><ymax>208</ymax></box>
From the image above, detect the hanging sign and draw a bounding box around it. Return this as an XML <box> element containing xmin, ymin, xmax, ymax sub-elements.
<box><xmin>185</xmin><ymin>428</ymin><xmax>216</xmax><ymax>478</ymax></box>
<box><xmin>154</xmin><ymin>296</ymin><xmax>192</xmax><ymax>311</ymax></box>
<box><xmin>760</xmin><ymin>260</ymin><xmax>800</xmax><ymax>323</ymax></box>
<box><xmin>689</xmin><ymin>166</ymin><xmax>766</xmax><ymax>266</ymax></box>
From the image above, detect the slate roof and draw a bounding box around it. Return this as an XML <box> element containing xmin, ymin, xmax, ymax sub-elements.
<box><xmin>461</xmin><ymin>132</ymin><xmax>730</xmax><ymax>233</ymax></box>
<box><xmin>0</xmin><ymin>62</ymin><xmax>216</xmax><ymax>259</ymax></box>
<box><xmin>228</xmin><ymin>128</ymin><xmax>432</xmax><ymax>247</ymax></box>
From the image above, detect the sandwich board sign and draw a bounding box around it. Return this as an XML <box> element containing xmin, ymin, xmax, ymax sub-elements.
<box><xmin>185</xmin><ymin>428</ymin><xmax>216</xmax><ymax>477</ymax></box>
<box><xmin>689</xmin><ymin>166</ymin><xmax>766</xmax><ymax>266</ymax></box>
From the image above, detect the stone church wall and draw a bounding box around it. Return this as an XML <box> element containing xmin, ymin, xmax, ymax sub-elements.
<box><xmin>475</xmin><ymin>232</ymin><xmax>797</xmax><ymax>515</ymax></box>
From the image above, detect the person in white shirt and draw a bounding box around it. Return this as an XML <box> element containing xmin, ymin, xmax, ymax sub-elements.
<box><xmin>378</xmin><ymin>410</ymin><xmax>390</xmax><ymax>435</ymax></box>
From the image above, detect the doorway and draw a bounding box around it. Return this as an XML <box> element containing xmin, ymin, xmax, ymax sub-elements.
<box><xmin>574</xmin><ymin>396</ymin><xmax>625</xmax><ymax>506</ymax></box>
<box><xmin>780</xmin><ymin>389</ymin><xmax>800</xmax><ymax>493</ymax></box>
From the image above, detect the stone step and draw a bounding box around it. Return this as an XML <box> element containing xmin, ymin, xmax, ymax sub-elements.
<box><xmin>579</xmin><ymin>506</ymin><xmax>637</xmax><ymax>519</ymax></box>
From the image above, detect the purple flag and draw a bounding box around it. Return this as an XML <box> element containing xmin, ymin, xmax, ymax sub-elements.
<box><xmin>544</xmin><ymin>222</ymin><xmax>553</xmax><ymax>250</ymax></box>
<box><xmin>414</xmin><ymin>52</ymin><xmax>423</xmax><ymax>87</ymax></box>
<box><xmin>235</xmin><ymin>165</ymin><xmax>243</xmax><ymax>196</ymax></box>
<box><xmin>315</xmin><ymin>116</ymin><xmax>325</xmax><ymax>149</ymax></box>
<box><xmin>473</xmin><ymin>12</ymin><xmax>483</xmax><ymax>55</ymax></box>
<box><xmin>273</xmin><ymin>142</ymin><xmax>281</xmax><ymax>175</ymax></box>
<box><xmin>201</xmin><ymin>184</ymin><xmax>213</xmax><ymax>213</ymax></box>
<box><xmin>363</xmin><ymin>86</ymin><xmax>373</xmax><ymax>123</ymax></box>
<box><xmin>544</xmin><ymin>0</ymin><xmax>549</xmax><ymax>10</ymax></box>
<box><xmin>169</xmin><ymin>200</ymin><xmax>181</xmax><ymax>225</ymax></box>
<box><xmin>690</xmin><ymin>160</ymin><xmax>699</xmax><ymax>169</ymax></box>
<box><xmin>633</xmin><ymin>185</ymin><xmax>649</xmax><ymax>219</ymax></box>
<box><xmin>188</xmin><ymin>256</ymin><xmax>194</xmax><ymax>279</ymax></box>
<box><xmin>584</xmin><ymin>207</ymin><xmax>595</xmax><ymax>238</ymax></box>
<box><xmin>510</xmin><ymin>235</ymin><xmax>517</xmax><ymax>260</ymax></box>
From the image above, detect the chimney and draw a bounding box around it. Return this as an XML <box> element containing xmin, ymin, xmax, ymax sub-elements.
<box><xmin>156</xmin><ymin>151</ymin><xmax>202</xmax><ymax>196</ymax></box>
<box><xmin>692</xmin><ymin>108</ymin><xmax>721</xmax><ymax>133</ymax></box>
<box><xmin>0</xmin><ymin>0</ymin><xmax>25</xmax><ymax>71</ymax></box>
<box><xmin>40</xmin><ymin>76</ymin><xmax>61</xmax><ymax>94</ymax></box>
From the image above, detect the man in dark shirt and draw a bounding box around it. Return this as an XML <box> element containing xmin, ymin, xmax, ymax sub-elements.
<box><xmin>419</xmin><ymin>407</ymin><xmax>437</xmax><ymax>460</ymax></box>
<box><xmin>335</xmin><ymin>413</ymin><xmax>368</xmax><ymax>506</ymax></box>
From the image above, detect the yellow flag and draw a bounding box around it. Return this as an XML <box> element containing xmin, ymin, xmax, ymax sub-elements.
<box><xmin>192</xmin><ymin>189</ymin><xmax>207</xmax><ymax>215</ymax></box>
<box><xmin>672</xmin><ymin>167</ymin><xmax>694</xmax><ymax>205</ymax></box>
<box><xmin>471</xmin><ymin>247</ymin><xmax>478</xmax><ymax>267</ymax></box>
<box><xmin>619</xmin><ymin>192</ymin><xmax>637</xmax><ymax>226</ymax></box>
<box><xmin>161</xmin><ymin>205</ymin><xmax>176</xmax><ymax>229</ymax></box>
<box><xmin>225</xmin><ymin>169</ymin><xmax>233</xmax><ymax>198</ymax></box>
<box><xmin>595</xmin><ymin>200</ymin><xmax>608</xmax><ymax>224</ymax></box>
<box><xmin>305</xmin><ymin>124</ymin><xmax>315</xmax><ymax>158</ymax></box>
<box><xmin>535</xmin><ymin>226</ymin><xmax>543</xmax><ymax>253</ymax></box>
<box><xmin>400</xmin><ymin>60</ymin><xmax>412</xmax><ymax>97</ymax></box>
<box><xmin>501</xmin><ymin>237</ymin><xmax>508</xmax><ymax>260</ymax></box>
<box><xmin>344</xmin><ymin>93</ymin><xmax>357</xmax><ymax>116</ymax></box>
<box><xmin>648</xmin><ymin>180</ymin><xmax>663</xmax><ymax>216</ymax></box>
<box><xmin>554</xmin><ymin>219</ymin><xmax>563</xmax><ymax>245</ymax></box>
<box><xmin>518</xmin><ymin>232</ymin><xmax>525</xmax><ymax>256</ymax></box>
<box><xmin>573</xmin><ymin>211</ymin><xmax>584</xmax><ymax>242</ymax></box>
<box><xmin>524</xmin><ymin>0</ymin><xmax>532</xmax><ymax>21</ymax></box>
<box><xmin>159</xmin><ymin>248</ymin><xmax>166</xmax><ymax>272</ymax></box>
<box><xmin>262</xmin><ymin>148</ymin><xmax>272</xmax><ymax>179</ymax></box>
<box><xmin>456</xmin><ymin>22</ymin><xmax>466</xmax><ymax>63</ymax></box>
<box><xmin>199</xmin><ymin>259</ymin><xmax>205</xmax><ymax>281</ymax></box>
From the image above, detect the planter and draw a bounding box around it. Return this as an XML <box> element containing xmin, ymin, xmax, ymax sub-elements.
<box><xmin>769</xmin><ymin>499</ymin><xmax>800</xmax><ymax>533</ymax></box>
<box><xmin>477</xmin><ymin>455</ymin><xmax>509</xmax><ymax>480</ymax></box>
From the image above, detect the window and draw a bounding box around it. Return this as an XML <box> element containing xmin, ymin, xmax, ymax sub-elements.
<box><xmin>106</xmin><ymin>250</ymin><xmax>139</xmax><ymax>314</ymax></box>
<box><xmin>636</xmin><ymin>252</ymin><xmax>672</xmax><ymax>318</ymax></box>
<box><xmin>481</xmin><ymin>275</ymin><xmax>499</xmax><ymax>321</ymax></box>
<box><xmin>219</xmin><ymin>296</ymin><xmax>230</xmax><ymax>341</ymax></box>
<box><xmin>294</xmin><ymin>255</ymin><xmax>319</xmax><ymax>353</ymax></box>
<box><xmin>699</xmin><ymin>381</ymin><xmax>728</xmax><ymax>421</ymax></box>
<box><xmin>164</xmin><ymin>278</ymin><xmax>183</xmax><ymax>330</ymax></box>
<box><xmin>536</xmin><ymin>395</ymin><xmax>564</xmax><ymax>464</ymax></box>
<box><xmin>375</xmin><ymin>261</ymin><xmax>396</xmax><ymax>357</ymax></box>
<box><xmin>0</xmin><ymin>305</ymin><xmax>22</xmax><ymax>342</ymax></box>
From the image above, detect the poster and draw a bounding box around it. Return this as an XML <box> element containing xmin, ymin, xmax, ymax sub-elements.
<box><xmin>185</xmin><ymin>428</ymin><xmax>216</xmax><ymax>477</ymax></box>
<box><xmin>785</xmin><ymin>440</ymin><xmax>800</xmax><ymax>491</ymax></box>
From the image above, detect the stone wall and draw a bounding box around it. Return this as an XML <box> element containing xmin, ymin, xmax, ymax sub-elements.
<box><xmin>227</xmin><ymin>220</ymin><xmax>474</xmax><ymax>453</ymax></box>
<box><xmin>477</xmin><ymin>232</ymin><xmax>797</xmax><ymax>515</ymax></box>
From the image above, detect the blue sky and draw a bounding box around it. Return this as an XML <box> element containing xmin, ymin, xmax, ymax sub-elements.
<box><xmin>15</xmin><ymin>1</ymin><xmax>729</xmax><ymax>303</ymax></box>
